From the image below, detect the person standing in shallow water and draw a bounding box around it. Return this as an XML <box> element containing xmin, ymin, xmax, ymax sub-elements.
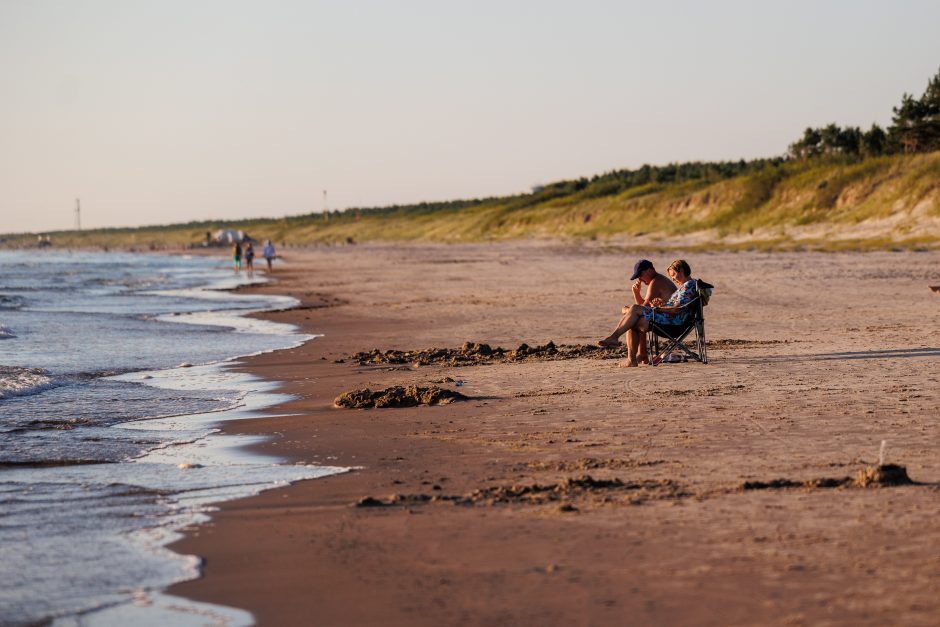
<box><xmin>232</xmin><ymin>242</ymin><xmax>242</xmax><ymax>273</ymax></box>
<box><xmin>244</xmin><ymin>241</ymin><xmax>255</xmax><ymax>277</ymax></box>
<box><xmin>263</xmin><ymin>240</ymin><xmax>276</xmax><ymax>272</ymax></box>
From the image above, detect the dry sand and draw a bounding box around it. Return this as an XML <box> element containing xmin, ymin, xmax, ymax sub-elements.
<box><xmin>168</xmin><ymin>243</ymin><xmax>940</xmax><ymax>626</ymax></box>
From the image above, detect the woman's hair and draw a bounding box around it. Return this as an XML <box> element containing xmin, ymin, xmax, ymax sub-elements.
<box><xmin>668</xmin><ymin>259</ymin><xmax>691</xmax><ymax>276</ymax></box>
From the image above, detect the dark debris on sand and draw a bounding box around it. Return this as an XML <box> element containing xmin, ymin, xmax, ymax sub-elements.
<box><xmin>709</xmin><ymin>339</ymin><xmax>791</xmax><ymax>349</ymax></box>
<box><xmin>334</xmin><ymin>385</ymin><xmax>469</xmax><ymax>409</ymax></box>
<box><xmin>351</xmin><ymin>341</ymin><xmax>627</xmax><ymax>367</ymax></box>
<box><xmin>518</xmin><ymin>458</ymin><xmax>667</xmax><ymax>472</ymax></box>
<box><xmin>741</xmin><ymin>464</ymin><xmax>915</xmax><ymax>491</ymax></box>
<box><xmin>355</xmin><ymin>465</ymin><xmax>923</xmax><ymax>511</ymax></box>
<box><xmin>355</xmin><ymin>474</ymin><xmax>687</xmax><ymax>508</ymax></box>
<box><xmin>741</xmin><ymin>477</ymin><xmax>851</xmax><ymax>490</ymax></box>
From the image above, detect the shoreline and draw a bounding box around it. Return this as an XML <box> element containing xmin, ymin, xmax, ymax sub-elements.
<box><xmin>72</xmin><ymin>260</ymin><xmax>350</xmax><ymax>624</ymax></box>
<box><xmin>168</xmin><ymin>243</ymin><xmax>940</xmax><ymax>626</ymax></box>
<box><xmin>0</xmin><ymin>251</ymin><xmax>346</xmax><ymax>626</ymax></box>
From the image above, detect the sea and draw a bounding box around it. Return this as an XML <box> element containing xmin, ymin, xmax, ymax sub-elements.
<box><xmin>0</xmin><ymin>250</ymin><xmax>343</xmax><ymax>626</ymax></box>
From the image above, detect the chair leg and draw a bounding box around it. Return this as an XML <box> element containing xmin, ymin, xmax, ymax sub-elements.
<box><xmin>648</xmin><ymin>331</ymin><xmax>660</xmax><ymax>365</ymax></box>
<box><xmin>698</xmin><ymin>322</ymin><xmax>708</xmax><ymax>364</ymax></box>
<box><xmin>650</xmin><ymin>322</ymin><xmax>708</xmax><ymax>365</ymax></box>
<box><xmin>658</xmin><ymin>333</ymin><xmax>699</xmax><ymax>362</ymax></box>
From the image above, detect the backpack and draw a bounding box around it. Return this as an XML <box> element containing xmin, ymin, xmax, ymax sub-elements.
<box><xmin>696</xmin><ymin>279</ymin><xmax>714</xmax><ymax>306</ymax></box>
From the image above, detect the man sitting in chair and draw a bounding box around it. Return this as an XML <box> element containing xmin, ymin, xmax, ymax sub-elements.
<box><xmin>599</xmin><ymin>259</ymin><xmax>698</xmax><ymax>367</ymax></box>
<box><xmin>599</xmin><ymin>259</ymin><xmax>676</xmax><ymax>364</ymax></box>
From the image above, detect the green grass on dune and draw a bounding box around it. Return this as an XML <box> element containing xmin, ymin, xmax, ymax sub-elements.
<box><xmin>3</xmin><ymin>152</ymin><xmax>939</xmax><ymax>251</ymax></box>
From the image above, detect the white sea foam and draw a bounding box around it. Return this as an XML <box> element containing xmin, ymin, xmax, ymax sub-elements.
<box><xmin>0</xmin><ymin>251</ymin><xmax>341</xmax><ymax>626</ymax></box>
<box><xmin>62</xmin><ymin>362</ymin><xmax>347</xmax><ymax>626</ymax></box>
<box><xmin>0</xmin><ymin>365</ymin><xmax>54</xmax><ymax>399</ymax></box>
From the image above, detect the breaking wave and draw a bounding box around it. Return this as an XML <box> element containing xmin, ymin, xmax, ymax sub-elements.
<box><xmin>0</xmin><ymin>366</ymin><xmax>55</xmax><ymax>400</ymax></box>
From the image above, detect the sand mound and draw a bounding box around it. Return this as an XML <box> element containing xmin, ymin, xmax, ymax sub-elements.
<box><xmin>334</xmin><ymin>385</ymin><xmax>468</xmax><ymax>409</ymax></box>
<box><xmin>351</xmin><ymin>341</ymin><xmax>626</xmax><ymax>367</ymax></box>
<box><xmin>854</xmin><ymin>464</ymin><xmax>914</xmax><ymax>487</ymax></box>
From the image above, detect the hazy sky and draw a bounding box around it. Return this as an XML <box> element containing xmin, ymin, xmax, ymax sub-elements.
<box><xmin>2</xmin><ymin>0</ymin><xmax>939</xmax><ymax>233</ymax></box>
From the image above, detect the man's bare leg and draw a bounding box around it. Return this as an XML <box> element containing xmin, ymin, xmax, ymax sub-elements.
<box><xmin>599</xmin><ymin>313</ymin><xmax>629</xmax><ymax>347</ymax></box>
<box><xmin>619</xmin><ymin>329</ymin><xmax>640</xmax><ymax>367</ymax></box>
<box><xmin>600</xmin><ymin>307</ymin><xmax>645</xmax><ymax>347</ymax></box>
<box><xmin>630</xmin><ymin>329</ymin><xmax>650</xmax><ymax>364</ymax></box>
<box><xmin>618</xmin><ymin>318</ymin><xmax>649</xmax><ymax>368</ymax></box>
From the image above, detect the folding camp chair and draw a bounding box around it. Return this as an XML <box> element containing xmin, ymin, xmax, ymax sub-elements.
<box><xmin>647</xmin><ymin>279</ymin><xmax>713</xmax><ymax>365</ymax></box>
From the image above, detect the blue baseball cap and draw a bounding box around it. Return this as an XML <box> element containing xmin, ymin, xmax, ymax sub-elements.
<box><xmin>629</xmin><ymin>259</ymin><xmax>654</xmax><ymax>280</ymax></box>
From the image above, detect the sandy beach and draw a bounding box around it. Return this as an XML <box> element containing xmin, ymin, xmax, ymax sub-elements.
<box><xmin>168</xmin><ymin>243</ymin><xmax>940</xmax><ymax>626</ymax></box>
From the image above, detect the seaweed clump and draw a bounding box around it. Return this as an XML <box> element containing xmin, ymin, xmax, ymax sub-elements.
<box><xmin>334</xmin><ymin>385</ymin><xmax>468</xmax><ymax>409</ymax></box>
<box><xmin>354</xmin><ymin>475</ymin><xmax>686</xmax><ymax>508</ymax></box>
<box><xmin>351</xmin><ymin>341</ymin><xmax>625</xmax><ymax>367</ymax></box>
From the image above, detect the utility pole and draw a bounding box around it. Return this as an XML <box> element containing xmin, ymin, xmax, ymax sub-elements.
<box><xmin>323</xmin><ymin>189</ymin><xmax>328</xmax><ymax>212</ymax></box>
<box><xmin>75</xmin><ymin>198</ymin><xmax>81</xmax><ymax>231</ymax></box>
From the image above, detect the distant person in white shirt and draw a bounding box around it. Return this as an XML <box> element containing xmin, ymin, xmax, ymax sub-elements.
<box><xmin>263</xmin><ymin>240</ymin><xmax>276</xmax><ymax>272</ymax></box>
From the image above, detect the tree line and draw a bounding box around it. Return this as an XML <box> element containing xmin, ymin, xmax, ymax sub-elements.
<box><xmin>789</xmin><ymin>66</ymin><xmax>940</xmax><ymax>158</ymax></box>
<box><xmin>310</xmin><ymin>66</ymin><xmax>940</xmax><ymax>222</ymax></box>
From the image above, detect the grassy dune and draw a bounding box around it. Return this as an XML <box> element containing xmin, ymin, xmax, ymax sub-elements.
<box><xmin>4</xmin><ymin>152</ymin><xmax>939</xmax><ymax>251</ymax></box>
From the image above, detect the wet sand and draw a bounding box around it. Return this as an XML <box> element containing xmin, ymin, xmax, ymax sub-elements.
<box><xmin>169</xmin><ymin>243</ymin><xmax>940</xmax><ymax>626</ymax></box>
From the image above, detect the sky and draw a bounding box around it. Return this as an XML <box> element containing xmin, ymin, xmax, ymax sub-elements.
<box><xmin>2</xmin><ymin>0</ymin><xmax>939</xmax><ymax>233</ymax></box>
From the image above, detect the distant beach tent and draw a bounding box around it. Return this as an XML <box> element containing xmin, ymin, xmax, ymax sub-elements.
<box><xmin>213</xmin><ymin>229</ymin><xmax>257</xmax><ymax>244</ymax></box>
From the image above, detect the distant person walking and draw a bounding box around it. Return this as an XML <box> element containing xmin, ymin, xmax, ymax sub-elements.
<box><xmin>232</xmin><ymin>242</ymin><xmax>242</xmax><ymax>272</ymax></box>
<box><xmin>244</xmin><ymin>241</ymin><xmax>255</xmax><ymax>276</ymax></box>
<box><xmin>263</xmin><ymin>240</ymin><xmax>276</xmax><ymax>272</ymax></box>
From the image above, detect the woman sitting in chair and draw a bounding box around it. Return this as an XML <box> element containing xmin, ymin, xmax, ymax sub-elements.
<box><xmin>599</xmin><ymin>259</ymin><xmax>698</xmax><ymax>367</ymax></box>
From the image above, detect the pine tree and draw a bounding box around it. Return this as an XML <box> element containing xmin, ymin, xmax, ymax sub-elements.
<box><xmin>888</xmin><ymin>67</ymin><xmax>940</xmax><ymax>153</ymax></box>
<box><xmin>861</xmin><ymin>124</ymin><xmax>887</xmax><ymax>157</ymax></box>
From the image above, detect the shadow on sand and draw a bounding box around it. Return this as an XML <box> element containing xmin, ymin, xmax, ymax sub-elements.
<box><xmin>728</xmin><ymin>347</ymin><xmax>940</xmax><ymax>364</ymax></box>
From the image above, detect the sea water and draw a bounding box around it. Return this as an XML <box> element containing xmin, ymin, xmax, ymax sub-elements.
<box><xmin>0</xmin><ymin>251</ymin><xmax>343</xmax><ymax>626</ymax></box>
